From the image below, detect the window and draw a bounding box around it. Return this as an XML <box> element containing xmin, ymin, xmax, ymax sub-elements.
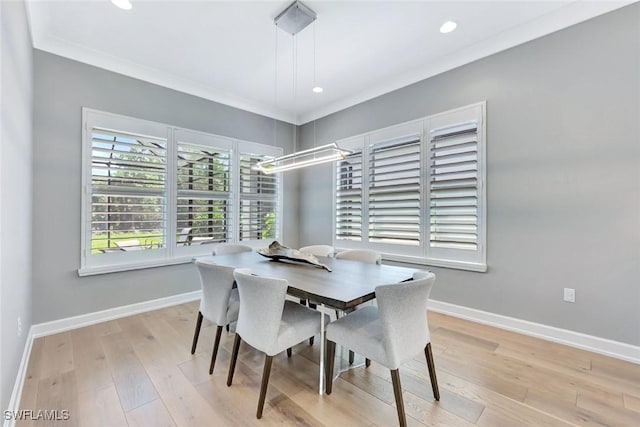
<box><xmin>175</xmin><ymin>130</ymin><xmax>234</xmax><ymax>246</ymax></box>
<box><xmin>89</xmin><ymin>128</ymin><xmax>168</xmax><ymax>254</ymax></box>
<box><xmin>238</xmin><ymin>150</ymin><xmax>279</xmax><ymax>241</ymax></box>
<box><xmin>81</xmin><ymin>110</ymin><xmax>282</xmax><ymax>275</ymax></box>
<box><xmin>368</xmin><ymin>134</ymin><xmax>421</xmax><ymax>246</ymax></box>
<box><xmin>333</xmin><ymin>102</ymin><xmax>486</xmax><ymax>272</ymax></box>
<box><xmin>335</xmin><ymin>147</ymin><xmax>363</xmax><ymax>241</ymax></box>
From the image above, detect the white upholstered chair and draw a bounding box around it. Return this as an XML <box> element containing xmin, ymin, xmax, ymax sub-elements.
<box><xmin>299</xmin><ymin>245</ymin><xmax>334</xmax><ymax>257</ymax></box>
<box><xmin>325</xmin><ymin>271</ymin><xmax>439</xmax><ymax>427</ymax></box>
<box><xmin>334</xmin><ymin>248</ymin><xmax>382</xmax><ymax>364</ymax></box>
<box><xmin>335</xmin><ymin>249</ymin><xmax>382</xmax><ymax>265</ymax></box>
<box><xmin>211</xmin><ymin>243</ymin><xmax>252</xmax><ymax>256</ymax></box>
<box><xmin>227</xmin><ymin>269</ymin><xmax>329</xmax><ymax>419</ymax></box>
<box><xmin>191</xmin><ymin>261</ymin><xmax>240</xmax><ymax>375</ymax></box>
<box><xmin>297</xmin><ymin>245</ymin><xmax>334</xmax><ymax>316</ymax></box>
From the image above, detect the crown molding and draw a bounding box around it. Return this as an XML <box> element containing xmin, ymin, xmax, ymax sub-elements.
<box><xmin>297</xmin><ymin>0</ymin><xmax>636</xmax><ymax>124</ymax></box>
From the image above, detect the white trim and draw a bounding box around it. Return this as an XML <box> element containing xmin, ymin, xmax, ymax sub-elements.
<box><xmin>428</xmin><ymin>299</ymin><xmax>640</xmax><ymax>364</ymax></box>
<box><xmin>31</xmin><ymin>290</ymin><xmax>201</xmax><ymax>338</ymax></box>
<box><xmin>3</xmin><ymin>327</ymin><xmax>34</xmax><ymax>427</ymax></box>
<box><xmin>383</xmin><ymin>253</ymin><xmax>487</xmax><ymax>273</ymax></box>
<box><xmin>78</xmin><ymin>256</ymin><xmax>194</xmax><ymax>277</ymax></box>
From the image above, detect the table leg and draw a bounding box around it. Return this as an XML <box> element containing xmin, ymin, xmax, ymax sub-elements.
<box><xmin>319</xmin><ymin>303</ymin><xmax>325</xmax><ymax>395</ymax></box>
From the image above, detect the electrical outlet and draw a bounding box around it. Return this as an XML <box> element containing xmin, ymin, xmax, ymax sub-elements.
<box><xmin>17</xmin><ymin>316</ymin><xmax>22</xmax><ymax>337</ymax></box>
<box><xmin>563</xmin><ymin>288</ymin><xmax>576</xmax><ymax>303</ymax></box>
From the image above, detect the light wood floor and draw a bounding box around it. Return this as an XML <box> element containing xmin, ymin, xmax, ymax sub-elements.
<box><xmin>18</xmin><ymin>301</ymin><xmax>640</xmax><ymax>426</ymax></box>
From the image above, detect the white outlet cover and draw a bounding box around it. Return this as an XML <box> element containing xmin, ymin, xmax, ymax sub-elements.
<box><xmin>563</xmin><ymin>288</ymin><xmax>576</xmax><ymax>303</ymax></box>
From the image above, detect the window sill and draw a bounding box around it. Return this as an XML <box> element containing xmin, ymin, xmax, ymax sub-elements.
<box><xmin>381</xmin><ymin>253</ymin><xmax>487</xmax><ymax>273</ymax></box>
<box><xmin>78</xmin><ymin>257</ymin><xmax>194</xmax><ymax>277</ymax></box>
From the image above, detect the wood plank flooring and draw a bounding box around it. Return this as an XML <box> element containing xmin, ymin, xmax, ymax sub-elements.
<box><xmin>17</xmin><ymin>301</ymin><xmax>640</xmax><ymax>426</ymax></box>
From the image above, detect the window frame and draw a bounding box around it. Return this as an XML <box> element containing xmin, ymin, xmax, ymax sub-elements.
<box><xmin>80</xmin><ymin>109</ymin><xmax>283</xmax><ymax>276</ymax></box>
<box><xmin>332</xmin><ymin>102</ymin><xmax>487</xmax><ymax>272</ymax></box>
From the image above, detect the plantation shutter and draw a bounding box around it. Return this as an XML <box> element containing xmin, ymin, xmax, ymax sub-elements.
<box><xmin>176</xmin><ymin>141</ymin><xmax>232</xmax><ymax>245</ymax></box>
<box><xmin>335</xmin><ymin>149</ymin><xmax>363</xmax><ymax>241</ymax></box>
<box><xmin>368</xmin><ymin>136</ymin><xmax>421</xmax><ymax>246</ymax></box>
<box><xmin>429</xmin><ymin>121</ymin><xmax>479</xmax><ymax>251</ymax></box>
<box><xmin>90</xmin><ymin>128</ymin><xmax>167</xmax><ymax>253</ymax></box>
<box><xmin>238</xmin><ymin>153</ymin><xmax>279</xmax><ymax>241</ymax></box>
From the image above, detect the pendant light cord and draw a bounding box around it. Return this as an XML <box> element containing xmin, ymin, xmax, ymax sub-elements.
<box><xmin>313</xmin><ymin>21</ymin><xmax>317</xmax><ymax>151</ymax></box>
<box><xmin>274</xmin><ymin>24</ymin><xmax>278</xmax><ymax>148</ymax></box>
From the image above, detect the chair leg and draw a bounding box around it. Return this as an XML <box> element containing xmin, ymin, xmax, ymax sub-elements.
<box><xmin>257</xmin><ymin>355</ymin><xmax>274</xmax><ymax>419</ymax></box>
<box><xmin>287</xmin><ymin>348</ymin><xmax>292</xmax><ymax>358</ymax></box>
<box><xmin>227</xmin><ymin>334</ymin><xmax>242</xmax><ymax>386</ymax></box>
<box><xmin>365</xmin><ymin>358</ymin><xmax>371</xmax><ymax>367</ymax></box>
<box><xmin>390</xmin><ymin>369</ymin><xmax>407</xmax><ymax>427</ymax></box>
<box><xmin>325</xmin><ymin>340</ymin><xmax>336</xmax><ymax>395</ymax></box>
<box><xmin>349</xmin><ymin>350</ymin><xmax>355</xmax><ymax>365</ymax></box>
<box><xmin>190</xmin><ymin>311</ymin><xmax>203</xmax><ymax>354</ymax></box>
<box><xmin>209</xmin><ymin>325</ymin><xmax>223</xmax><ymax>374</ymax></box>
<box><xmin>425</xmin><ymin>342</ymin><xmax>440</xmax><ymax>400</ymax></box>
<box><xmin>226</xmin><ymin>324</ymin><xmax>230</xmax><ymax>332</ymax></box>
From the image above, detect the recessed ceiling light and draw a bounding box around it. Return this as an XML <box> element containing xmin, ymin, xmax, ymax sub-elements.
<box><xmin>312</xmin><ymin>87</ymin><xmax>324</xmax><ymax>93</ymax></box>
<box><xmin>440</xmin><ymin>21</ymin><xmax>457</xmax><ymax>34</ymax></box>
<box><xmin>111</xmin><ymin>0</ymin><xmax>132</xmax><ymax>10</ymax></box>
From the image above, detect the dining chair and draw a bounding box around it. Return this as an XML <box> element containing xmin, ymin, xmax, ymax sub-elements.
<box><xmin>297</xmin><ymin>245</ymin><xmax>334</xmax><ymax>318</ymax></box>
<box><xmin>334</xmin><ymin>248</ymin><xmax>382</xmax><ymax>364</ymax></box>
<box><xmin>299</xmin><ymin>245</ymin><xmax>334</xmax><ymax>257</ymax></box>
<box><xmin>211</xmin><ymin>243</ymin><xmax>252</xmax><ymax>331</ymax></box>
<box><xmin>335</xmin><ymin>249</ymin><xmax>382</xmax><ymax>265</ymax></box>
<box><xmin>211</xmin><ymin>243</ymin><xmax>253</xmax><ymax>255</ymax></box>
<box><xmin>191</xmin><ymin>261</ymin><xmax>240</xmax><ymax>375</ymax></box>
<box><xmin>325</xmin><ymin>271</ymin><xmax>439</xmax><ymax>427</ymax></box>
<box><xmin>227</xmin><ymin>269</ymin><xmax>329</xmax><ymax>419</ymax></box>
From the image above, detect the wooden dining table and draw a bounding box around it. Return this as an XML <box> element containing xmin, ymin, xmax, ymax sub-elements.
<box><xmin>195</xmin><ymin>250</ymin><xmax>424</xmax><ymax>394</ymax></box>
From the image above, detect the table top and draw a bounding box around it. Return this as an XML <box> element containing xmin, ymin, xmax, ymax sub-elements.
<box><xmin>195</xmin><ymin>251</ymin><xmax>423</xmax><ymax>310</ymax></box>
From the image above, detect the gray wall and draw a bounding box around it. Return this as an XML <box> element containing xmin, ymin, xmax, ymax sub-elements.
<box><xmin>299</xmin><ymin>5</ymin><xmax>640</xmax><ymax>345</ymax></box>
<box><xmin>32</xmin><ymin>51</ymin><xmax>299</xmax><ymax>324</ymax></box>
<box><xmin>1</xmin><ymin>0</ymin><xmax>33</xmax><ymax>411</ymax></box>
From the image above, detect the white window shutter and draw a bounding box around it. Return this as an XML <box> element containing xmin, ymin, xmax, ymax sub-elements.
<box><xmin>335</xmin><ymin>148</ymin><xmax>363</xmax><ymax>242</ymax></box>
<box><xmin>368</xmin><ymin>136</ymin><xmax>421</xmax><ymax>246</ymax></box>
<box><xmin>90</xmin><ymin>128</ymin><xmax>167</xmax><ymax>253</ymax></box>
<box><xmin>82</xmin><ymin>110</ymin><xmax>285</xmax><ymax>275</ymax></box>
<box><xmin>429</xmin><ymin>122</ymin><xmax>479</xmax><ymax>251</ymax></box>
<box><xmin>176</xmin><ymin>141</ymin><xmax>233</xmax><ymax>245</ymax></box>
<box><xmin>332</xmin><ymin>102</ymin><xmax>486</xmax><ymax>271</ymax></box>
<box><xmin>238</xmin><ymin>153</ymin><xmax>280</xmax><ymax>241</ymax></box>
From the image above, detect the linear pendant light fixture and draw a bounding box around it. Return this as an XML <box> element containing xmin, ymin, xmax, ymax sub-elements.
<box><xmin>254</xmin><ymin>1</ymin><xmax>352</xmax><ymax>175</ymax></box>
<box><xmin>255</xmin><ymin>142</ymin><xmax>351</xmax><ymax>174</ymax></box>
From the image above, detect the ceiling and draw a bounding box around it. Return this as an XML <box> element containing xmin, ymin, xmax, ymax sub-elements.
<box><xmin>26</xmin><ymin>0</ymin><xmax>633</xmax><ymax>125</ymax></box>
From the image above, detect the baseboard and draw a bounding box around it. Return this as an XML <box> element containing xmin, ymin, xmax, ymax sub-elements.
<box><xmin>3</xmin><ymin>327</ymin><xmax>35</xmax><ymax>427</ymax></box>
<box><xmin>428</xmin><ymin>299</ymin><xmax>640</xmax><ymax>364</ymax></box>
<box><xmin>31</xmin><ymin>290</ymin><xmax>201</xmax><ymax>338</ymax></box>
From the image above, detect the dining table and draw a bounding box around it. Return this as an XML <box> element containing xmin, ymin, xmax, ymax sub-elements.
<box><xmin>195</xmin><ymin>250</ymin><xmax>424</xmax><ymax>394</ymax></box>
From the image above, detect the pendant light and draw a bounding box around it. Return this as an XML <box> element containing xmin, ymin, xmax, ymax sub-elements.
<box><xmin>254</xmin><ymin>1</ymin><xmax>351</xmax><ymax>175</ymax></box>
